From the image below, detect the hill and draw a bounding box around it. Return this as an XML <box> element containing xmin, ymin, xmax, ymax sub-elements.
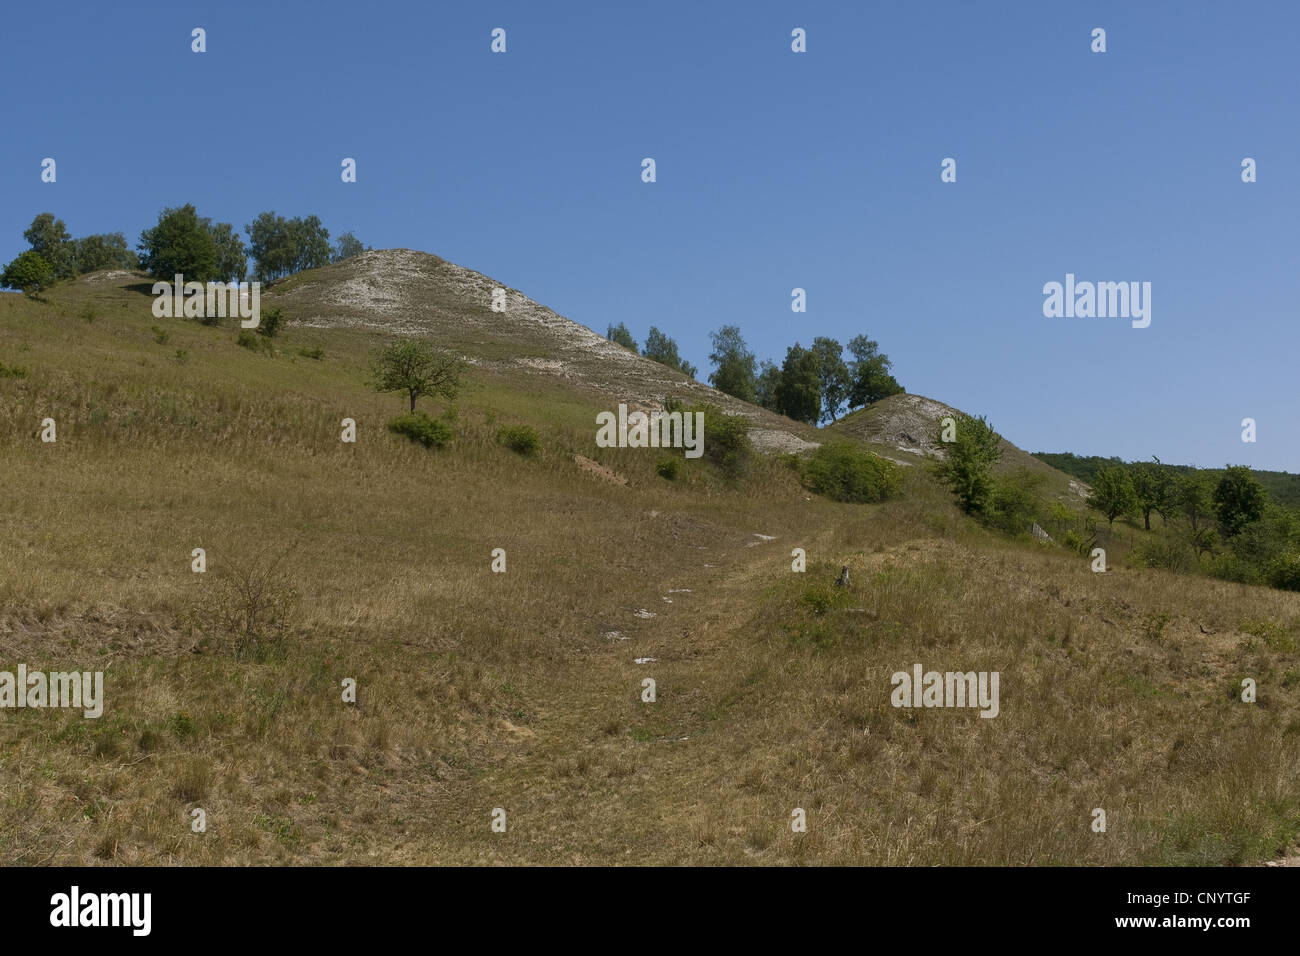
<box><xmin>1</xmin><ymin>257</ymin><xmax>1297</xmax><ymax>866</ymax></box>
<box><xmin>827</xmin><ymin>393</ymin><xmax>1091</xmax><ymax>504</ymax></box>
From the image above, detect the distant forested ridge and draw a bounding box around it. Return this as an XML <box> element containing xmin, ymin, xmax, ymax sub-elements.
<box><xmin>1034</xmin><ymin>451</ymin><xmax>1300</xmax><ymax>509</ymax></box>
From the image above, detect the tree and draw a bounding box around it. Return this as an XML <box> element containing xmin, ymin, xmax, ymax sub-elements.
<box><xmin>332</xmin><ymin>231</ymin><xmax>369</xmax><ymax>263</ymax></box>
<box><xmin>246</xmin><ymin>212</ymin><xmax>294</xmax><ymax>282</ymax></box>
<box><xmin>23</xmin><ymin>213</ymin><xmax>75</xmax><ymax>279</ymax></box>
<box><xmin>811</xmin><ymin>336</ymin><xmax>851</xmax><ymax>423</ymax></box>
<box><xmin>372</xmin><ymin>339</ymin><xmax>464</xmax><ymax>412</ymax></box>
<box><xmin>138</xmin><ymin>204</ymin><xmax>221</xmax><ymax>283</ymax></box>
<box><xmin>246</xmin><ymin>212</ymin><xmax>330</xmax><ymax>282</ymax></box>
<box><xmin>773</xmin><ymin>344</ymin><xmax>821</xmax><ymax>425</ymax></box>
<box><xmin>933</xmin><ymin>413</ymin><xmax>1003</xmax><ymax>514</ymax></box>
<box><xmin>1088</xmin><ymin>466</ymin><xmax>1138</xmax><ymax>527</ymax></box>
<box><xmin>1130</xmin><ymin>459</ymin><xmax>1174</xmax><ymax>531</ymax></box>
<box><xmin>207</xmin><ymin>222</ymin><xmax>248</xmax><ymax>282</ymax></box>
<box><xmin>1</xmin><ymin>250</ymin><xmax>55</xmax><ymax>297</ymax></box>
<box><xmin>1175</xmin><ymin>473</ymin><xmax>1214</xmax><ymax>532</ymax></box>
<box><xmin>73</xmin><ymin>233</ymin><xmax>139</xmax><ymax>273</ymax></box>
<box><xmin>707</xmin><ymin>325</ymin><xmax>756</xmax><ymax>402</ymax></box>
<box><xmin>846</xmin><ymin>335</ymin><xmax>904</xmax><ymax>409</ymax></box>
<box><xmin>288</xmin><ymin>215</ymin><xmax>332</xmax><ymax>273</ymax></box>
<box><xmin>754</xmin><ymin>360</ymin><xmax>781</xmax><ymax>411</ymax></box>
<box><xmin>643</xmin><ymin>326</ymin><xmax>696</xmax><ymax>378</ymax></box>
<box><xmin>1213</xmin><ymin>465</ymin><xmax>1266</xmax><ymax>537</ymax></box>
<box><xmin>606</xmin><ymin>322</ymin><xmax>638</xmax><ymax>353</ymax></box>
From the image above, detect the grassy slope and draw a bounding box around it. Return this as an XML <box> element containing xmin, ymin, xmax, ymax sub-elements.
<box><xmin>1</xmin><ymin>271</ymin><xmax>1297</xmax><ymax>865</ymax></box>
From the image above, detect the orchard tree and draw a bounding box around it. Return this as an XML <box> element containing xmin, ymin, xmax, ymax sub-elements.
<box><xmin>372</xmin><ymin>339</ymin><xmax>464</xmax><ymax>412</ymax></box>
<box><xmin>1213</xmin><ymin>465</ymin><xmax>1266</xmax><ymax>537</ymax></box>
<box><xmin>1088</xmin><ymin>466</ymin><xmax>1138</xmax><ymax>527</ymax></box>
<box><xmin>1129</xmin><ymin>459</ymin><xmax>1174</xmax><ymax>531</ymax></box>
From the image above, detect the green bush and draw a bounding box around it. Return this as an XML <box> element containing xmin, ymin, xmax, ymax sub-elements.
<box><xmin>257</xmin><ymin>306</ymin><xmax>284</xmax><ymax>338</ymax></box>
<box><xmin>802</xmin><ymin>443</ymin><xmax>901</xmax><ymax>503</ymax></box>
<box><xmin>151</xmin><ymin>325</ymin><xmax>170</xmax><ymax>344</ymax></box>
<box><xmin>655</xmin><ymin>457</ymin><xmax>680</xmax><ymax>480</ymax></box>
<box><xmin>236</xmin><ymin>330</ymin><xmax>259</xmax><ymax>350</ymax></box>
<box><xmin>1131</xmin><ymin>535</ymin><xmax>1196</xmax><ymax>573</ymax></box>
<box><xmin>1267</xmin><ymin>554</ymin><xmax>1300</xmax><ymax>592</ymax></box>
<box><xmin>387</xmin><ymin>412</ymin><xmax>454</xmax><ymax>449</ymax></box>
<box><xmin>983</xmin><ymin>468</ymin><xmax>1046</xmax><ymax>535</ymax></box>
<box><xmin>497</xmin><ymin>425</ymin><xmax>540</xmax><ymax>456</ymax></box>
<box><xmin>697</xmin><ymin>407</ymin><xmax>751</xmax><ymax>478</ymax></box>
<box><xmin>799</xmin><ymin>582</ymin><xmax>839</xmax><ymax>616</ymax></box>
<box><xmin>0</xmin><ymin>362</ymin><xmax>27</xmax><ymax>379</ymax></box>
<box><xmin>297</xmin><ymin>347</ymin><xmax>324</xmax><ymax>360</ymax></box>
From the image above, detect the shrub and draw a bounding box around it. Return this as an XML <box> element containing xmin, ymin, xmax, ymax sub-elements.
<box><xmin>236</xmin><ymin>330</ymin><xmax>259</xmax><ymax>350</ymax></box>
<box><xmin>698</xmin><ymin>408</ymin><xmax>751</xmax><ymax>478</ymax></box>
<box><xmin>297</xmin><ymin>347</ymin><xmax>324</xmax><ymax>360</ymax></box>
<box><xmin>1267</xmin><ymin>554</ymin><xmax>1300</xmax><ymax>592</ymax></box>
<box><xmin>387</xmin><ymin>412</ymin><xmax>453</xmax><ymax>449</ymax></box>
<box><xmin>799</xmin><ymin>582</ymin><xmax>841</xmax><ymax>616</ymax></box>
<box><xmin>257</xmin><ymin>306</ymin><xmax>284</xmax><ymax>338</ymax></box>
<box><xmin>802</xmin><ymin>443</ymin><xmax>901</xmax><ymax>503</ymax></box>
<box><xmin>984</xmin><ymin>468</ymin><xmax>1046</xmax><ymax>535</ymax></box>
<box><xmin>497</xmin><ymin>424</ymin><xmax>540</xmax><ymax>456</ymax></box>
<box><xmin>151</xmin><ymin>325</ymin><xmax>170</xmax><ymax>344</ymax></box>
<box><xmin>655</xmin><ymin>457</ymin><xmax>681</xmax><ymax>480</ymax></box>
<box><xmin>1131</xmin><ymin>535</ymin><xmax>1196</xmax><ymax>573</ymax></box>
<box><xmin>0</xmin><ymin>362</ymin><xmax>27</xmax><ymax>379</ymax></box>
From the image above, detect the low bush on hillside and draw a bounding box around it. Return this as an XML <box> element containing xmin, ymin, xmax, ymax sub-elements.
<box><xmin>297</xmin><ymin>347</ymin><xmax>324</xmax><ymax>360</ymax></box>
<box><xmin>1131</xmin><ymin>534</ymin><xmax>1197</xmax><ymax>573</ymax></box>
<box><xmin>497</xmin><ymin>424</ymin><xmax>540</xmax><ymax>456</ymax></box>
<box><xmin>257</xmin><ymin>306</ymin><xmax>284</xmax><ymax>338</ymax></box>
<box><xmin>0</xmin><ymin>362</ymin><xmax>27</xmax><ymax>379</ymax></box>
<box><xmin>388</xmin><ymin>412</ymin><xmax>453</xmax><ymax>449</ymax></box>
<box><xmin>802</xmin><ymin>443</ymin><xmax>901</xmax><ymax>503</ymax></box>
<box><xmin>236</xmin><ymin>330</ymin><xmax>259</xmax><ymax>350</ymax></box>
<box><xmin>688</xmin><ymin>405</ymin><xmax>750</xmax><ymax>478</ymax></box>
<box><xmin>655</xmin><ymin>457</ymin><xmax>680</xmax><ymax>480</ymax></box>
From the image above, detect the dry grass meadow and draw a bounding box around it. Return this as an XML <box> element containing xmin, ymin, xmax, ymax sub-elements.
<box><xmin>1</xmin><ymin>262</ymin><xmax>1297</xmax><ymax>865</ymax></box>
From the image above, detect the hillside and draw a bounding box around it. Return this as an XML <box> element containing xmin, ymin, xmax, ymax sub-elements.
<box><xmin>828</xmin><ymin>393</ymin><xmax>1091</xmax><ymax>504</ymax></box>
<box><xmin>1</xmin><ymin>256</ymin><xmax>1297</xmax><ymax>866</ymax></box>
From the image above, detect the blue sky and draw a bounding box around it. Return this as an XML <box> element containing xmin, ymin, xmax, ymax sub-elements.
<box><xmin>3</xmin><ymin>0</ymin><xmax>1298</xmax><ymax>469</ymax></box>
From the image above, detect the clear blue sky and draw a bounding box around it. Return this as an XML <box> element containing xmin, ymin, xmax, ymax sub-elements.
<box><xmin>3</xmin><ymin>1</ymin><xmax>1297</xmax><ymax>469</ymax></box>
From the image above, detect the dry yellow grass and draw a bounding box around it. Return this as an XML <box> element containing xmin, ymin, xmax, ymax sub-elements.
<box><xmin>1</xmin><ymin>269</ymin><xmax>1297</xmax><ymax>865</ymax></box>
